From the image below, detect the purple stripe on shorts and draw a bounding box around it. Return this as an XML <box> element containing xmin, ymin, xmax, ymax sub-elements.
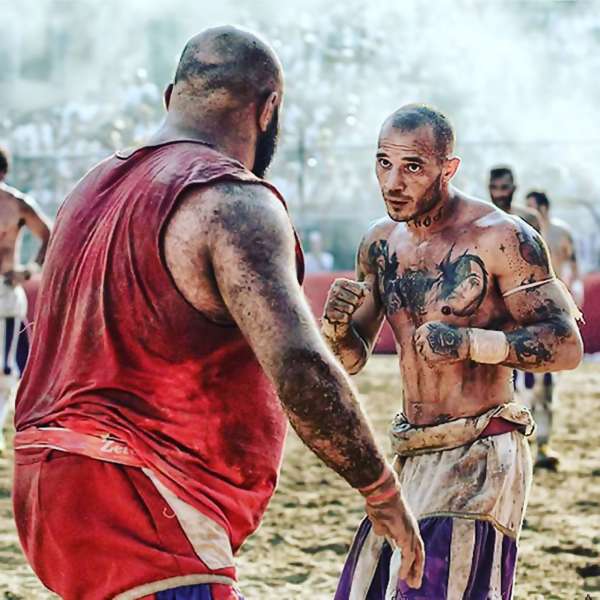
<box><xmin>463</xmin><ymin>520</ymin><xmax>497</xmax><ymax>600</ymax></box>
<box><xmin>156</xmin><ymin>584</ymin><xmax>244</xmax><ymax>599</ymax></box>
<box><xmin>395</xmin><ymin>516</ymin><xmax>453</xmax><ymax>599</ymax></box>
<box><xmin>501</xmin><ymin>534</ymin><xmax>518</xmax><ymax>599</ymax></box>
<box><xmin>334</xmin><ymin>517</ymin><xmax>376</xmax><ymax>600</ymax></box>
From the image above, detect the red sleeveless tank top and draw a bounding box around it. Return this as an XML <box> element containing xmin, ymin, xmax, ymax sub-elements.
<box><xmin>15</xmin><ymin>140</ymin><xmax>304</xmax><ymax>551</ymax></box>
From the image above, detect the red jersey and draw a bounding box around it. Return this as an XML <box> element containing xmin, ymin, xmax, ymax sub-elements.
<box><xmin>15</xmin><ymin>140</ymin><xmax>304</xmax><ymax>552</ymax></box>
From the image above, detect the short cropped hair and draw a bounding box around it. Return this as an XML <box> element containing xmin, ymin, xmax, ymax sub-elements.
<box><xmin>388</xmin><ymin>104</ymin><xmax>455</xmax><ymax>157</ymax></box>
<box><xmin>526</xmin><ymin>190</ymin><xmax>550</xmax><ymax>210</ymax></box>
<box><xmin>489</xmin><ymin>166</ymin><xmax>514</xmax><ymax>182</ymax></box>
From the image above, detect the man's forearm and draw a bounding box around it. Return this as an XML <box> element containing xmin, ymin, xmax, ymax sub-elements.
<box><xmin>275</xmin><ymin>346</ymin><xmax>385</xmax><ymax>489</ymax></box>
<box><xmin>503</xmin><ymin>319</ymin><xmax>582</xmax><ymax>371</ymax></box>
<box><xmin>321</xmin><ymin>322</ymin><xmax>369</xmax><ymax>374</ymax></box>
<box><xmin>465</xmin><ymin>320</ymin><xmax>582</xmax><ymax>372</ymax></box>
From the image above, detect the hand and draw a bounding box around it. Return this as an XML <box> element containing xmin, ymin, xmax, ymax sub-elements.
<box><xmin>3</xmin><ymin>268</ymin><xmax>31</xmax><ymax>287</ymax></box>
<box><xmin>414</xmin><ymin>320</ymin><xmax>469</xmax><ymax>366</ymax></box>
<box><xmin>362</xmin><ymin>474</ymin><xmax>425</xmax><ymax>589</ymax></box>
<box><xmin>321</xmin><ymin>278</ymin><xmax>370</xmax><ymax>340</ymax></box>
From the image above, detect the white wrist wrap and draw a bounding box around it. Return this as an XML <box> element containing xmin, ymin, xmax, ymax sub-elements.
<box><xmin>468</xmin><ymin>328</ymin><xmax>509</xmax><ymax>364</ymax></box>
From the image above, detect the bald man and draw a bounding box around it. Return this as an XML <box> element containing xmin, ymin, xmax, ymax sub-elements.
<box><xmin>12</xmin><ymin>28</ymin><xmax>423</xmax><ymax>599</ymax></box>
<box><xmin>323</xmin><ymin>105</ymin><xmax>582</xmax><ymax>598</ymax></box>
<box><xmin>0</xmin><ymin>147</ymin><xmax>51</xmax><ymax>455</ymax></box>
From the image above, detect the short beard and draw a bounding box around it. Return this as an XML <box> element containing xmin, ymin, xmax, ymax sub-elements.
<box><xmin>407</xmin><ymin>174</ymin><xmax>443</xmax><ymax>221</ymax></box>
<box><xmin>492</xmin><ymin>196</ymin><xmax>512</xmax><ymax>212</ymax></box>
<box><xmin>252</xmin><ymin>106</ymin><xmax>279</xmax><ymax>178</ymax></box>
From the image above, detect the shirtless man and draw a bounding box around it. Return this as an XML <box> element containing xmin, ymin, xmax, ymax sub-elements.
<box><xmin>523</xmin><ymin>190</ymin><xmax>584</xmax><ymax>469</ymax></box>
<box><xmin>12</xmin><ymin>28</ymin><xmax>423</xmax><ymax>599</ymax></box>
<box><xmin>488</xmin><ymin>166</ymin><xmax>542</xmax><ymax>232</ymax></box>
<box><xmin>323</xmin><ymin>105</ymin><xmax>582</xmax><ymax>598</ymax></box>
<box><xmin>0</xmin><ymin>147</ymin><xmax>51</xmax><ymax>454</ymax></box>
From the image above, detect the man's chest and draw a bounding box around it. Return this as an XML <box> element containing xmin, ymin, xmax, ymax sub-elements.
<box><xmin>369</xmin><ymin>236</ymin><xmax>499</xmax><ymax>325</ymax></box>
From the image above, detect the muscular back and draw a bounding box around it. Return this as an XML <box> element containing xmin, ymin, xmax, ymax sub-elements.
<box><xmin>355</xmin><ymin>194</ymin><xmax>558</xmax><ymax>424</ymax></box>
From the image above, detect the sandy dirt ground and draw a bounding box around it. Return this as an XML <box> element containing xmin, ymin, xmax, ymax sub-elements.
<box><xmin>0</xmin><ymin>357</ymin><xmax>599</xmax><ymax>599</ymax></box>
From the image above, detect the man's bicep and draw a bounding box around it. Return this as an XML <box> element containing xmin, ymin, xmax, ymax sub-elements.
<box><xmin>209</xmin><ymin>185</ymin><xmax>320</xmax><ymax>370</ymax></box>
<box><xmin>493</xmin><ymin>220</ymin><xmax>573</xmax><ymax>325</ymax></box>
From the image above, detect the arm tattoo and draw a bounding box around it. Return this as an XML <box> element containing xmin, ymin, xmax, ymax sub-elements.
<box><xmin>426</xmin><ymin>323</ymin><xmax>464</xmax><ymax>358</ymax></box>
<box><xmin>505</xmin><ymin>330</ymin><xmax>552</xmax><ymax>365</ymax></box>
<box><xmin>515</xmin><ymin>224</ymin><xmax>549</xmax><ymax>267</ymax></box>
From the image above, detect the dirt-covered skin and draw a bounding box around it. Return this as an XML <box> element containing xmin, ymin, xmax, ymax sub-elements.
<box><xmin>1</xmin><ymin>357</ymin><xmax>598</xmax><ymax>599</ymax></box>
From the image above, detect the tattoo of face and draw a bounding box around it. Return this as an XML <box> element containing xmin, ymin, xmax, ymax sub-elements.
<box><xmin>516</xmin><ymin>226</ymin><xmax>548</xmax><ymax>267</ymax></box>
<box><xmin>369</xmin><ymin>241</ymin><xmax>488</xmax><ymax>317</ymax></box>
<box><xmin>426</xmin><ymin>323</ymin><xmax>463</xmax><ymax>358</ymax></box>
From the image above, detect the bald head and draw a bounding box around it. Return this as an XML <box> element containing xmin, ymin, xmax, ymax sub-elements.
<box><xmin>381</xmin><ymin>104</ymin><xmax>455</xmax><ymax>159</ymax></box>
<box><xmin>173</xmin><ymin>26</ymin><xmax>282</xmax><ymax>107</ymax></box>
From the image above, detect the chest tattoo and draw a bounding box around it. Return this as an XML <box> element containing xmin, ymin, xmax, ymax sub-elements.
<box><xmin>369</xmin><ymin>240</ymin><xmax>489</xmax><ymax>317</ymax></box>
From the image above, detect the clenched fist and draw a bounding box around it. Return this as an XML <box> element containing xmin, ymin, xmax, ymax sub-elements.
<box><xmin>321</xmin><ymin>278</ymin><xmax>370</xmax><ymax>341</ymax></box>
<box><xmin>414</xmin><ymin>321</ymin><xmax>470</xmax><ymax>366</ymax></box>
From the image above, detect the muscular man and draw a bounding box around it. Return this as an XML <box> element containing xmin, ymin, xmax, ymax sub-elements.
<box><xmin>523</xmin><ymin>190</ymin><xmax>584</xmax><ymax>469</ymax></box>
<box><xmin>12</xmin><ymin>28</ymin><xmax>423</xmax><ymax>600</ymax></box>
<box><xmin>0</xmin><ymin>147</ymin><xmax>51</xmax><ymax>454</ymax></box>
<box><xmin>323</xmin><ymin>105</ymin><xmax>582</xmax><ymax>599</ymax></box>
<box><xmin>488</xmin><ymin>166</ymin><xmax>542</xmax><ymax>232</ymax></box>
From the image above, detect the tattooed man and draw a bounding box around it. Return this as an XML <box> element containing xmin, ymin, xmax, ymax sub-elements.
<box><xmin>323</xmin><ymin>105</ymin><xmax>583</xmax><ymax>599</ymax></box>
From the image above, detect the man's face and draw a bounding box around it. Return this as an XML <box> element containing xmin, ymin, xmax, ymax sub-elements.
<box><xmin>375</xmin><ymin>124</ymin><xmax>445</xmax><ymax>222</ymax></box>
<box><xmin>488</xmin><ymin>174</ymin><xmax>515</xmax><ymax>211</ymax></box>
<box><xmin>253</xmin><ymin>105</ymin><xmax>280</xmax><ymax>178</ymax></box>
<box><xmin>525</xmin><ymin>195</ymin><xmax>537</xmax><ymax>212</ymax></box>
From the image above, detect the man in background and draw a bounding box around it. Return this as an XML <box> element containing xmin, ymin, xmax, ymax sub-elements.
<box><xmin>488</xmin><ymin>166</ymin><xmax>542</xmax><ymax>232</ymax></box>
<box><xmin>524</xmin><ymin>190</ymin><xmax>584</xmax><ymax>469</ymax></box>
<box><xmin>0</xmin><ymin>147</ymin><xmax>51</xmax><ymax>454</ymax></box>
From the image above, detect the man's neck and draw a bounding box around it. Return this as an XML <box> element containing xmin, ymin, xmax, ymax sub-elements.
<box><xmin>406</xmin><ymin>187</ymin><xmax>458</xmax><ymax>239</ymax></box>
<box><xmin>149</xmin><ymin>112</ymin><xmax>256</xmax><ymax>171</ymax></box>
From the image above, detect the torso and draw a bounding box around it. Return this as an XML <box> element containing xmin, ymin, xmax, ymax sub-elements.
<box><xmin>0</xmin><ymin>184</ymin><xmax>27</xmax><ymax>275</ymax></box>
<box><xmin>366</xmin><ymin>196</ymin><xmax>516</xmax><ymax>424</ymax></box>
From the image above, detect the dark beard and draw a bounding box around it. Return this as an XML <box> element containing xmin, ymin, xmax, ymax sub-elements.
<box><xmin>252</xmin><ymin>106</ymin><xmax>279</xmax><ymax>178</ymax></box>
<box><xmin>492</xmin><ymin>196</ymin><xmax>512</xmax><ymax>212</ymax></box>
<box><xmin>412</xmin><ymin>174</ymin><xmax>443</xmax><ymax>218</ymax></box>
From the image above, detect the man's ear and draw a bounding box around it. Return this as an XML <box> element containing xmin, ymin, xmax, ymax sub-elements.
<box><xmin>164</xmin><ymin>84</ymin><xmax>174</xmax><ymax>110</ymax></box>
<box><xmin>258</xmin><ymin>92</ymin><xmax>279</xmax><ymax>132</ymax></box>
<box><xmin>443</xmin><ymin>156</ymin><xmax>461</xmax><ymax>182</ymax></box>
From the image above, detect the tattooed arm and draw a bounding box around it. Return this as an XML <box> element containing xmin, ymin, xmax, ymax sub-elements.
<box><xmin>321</xmin><ymin>230</ymin><xmax>386</xmax><ymax>374</ymax></box>
<box><xmin>496</xmin><ymin>220</ymin><xmax>582</xmax><ymax>371</ymax></box>
<box><xmin>415</xmin><ymin>219</ymin><xmax>582</xmax><ymax>372</ymax></box>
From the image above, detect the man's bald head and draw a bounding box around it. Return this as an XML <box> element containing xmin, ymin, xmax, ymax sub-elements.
<box><xmin>173</xmin><ymin>26</ymin><xmax>282</xmax><ymax>107</ymax></box>
<box><xmin>381</xmin><ymin>104</ymin><xmax>455</xmax><ymax>159</ymax></box>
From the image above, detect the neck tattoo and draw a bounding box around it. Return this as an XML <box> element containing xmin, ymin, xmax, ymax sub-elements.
<box><xmin>410</xmin><ymin>205</ymin><xmax>444</xmax><ymax>229</ymax></box>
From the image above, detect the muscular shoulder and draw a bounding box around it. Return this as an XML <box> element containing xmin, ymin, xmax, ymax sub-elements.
<box><xmin>0</xmin><ymin>182</ymin><xmax>29</xmax><ymax>207</ymax></box>
<box><xmin>169</xmin><ymin>180</ymin><xmax>293</xmax><ymax>257</ymax></box>
<box><xmin>478</xmin><ymin>210</ymin><xmax>552</xmax><ymax>280</ymax></box>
